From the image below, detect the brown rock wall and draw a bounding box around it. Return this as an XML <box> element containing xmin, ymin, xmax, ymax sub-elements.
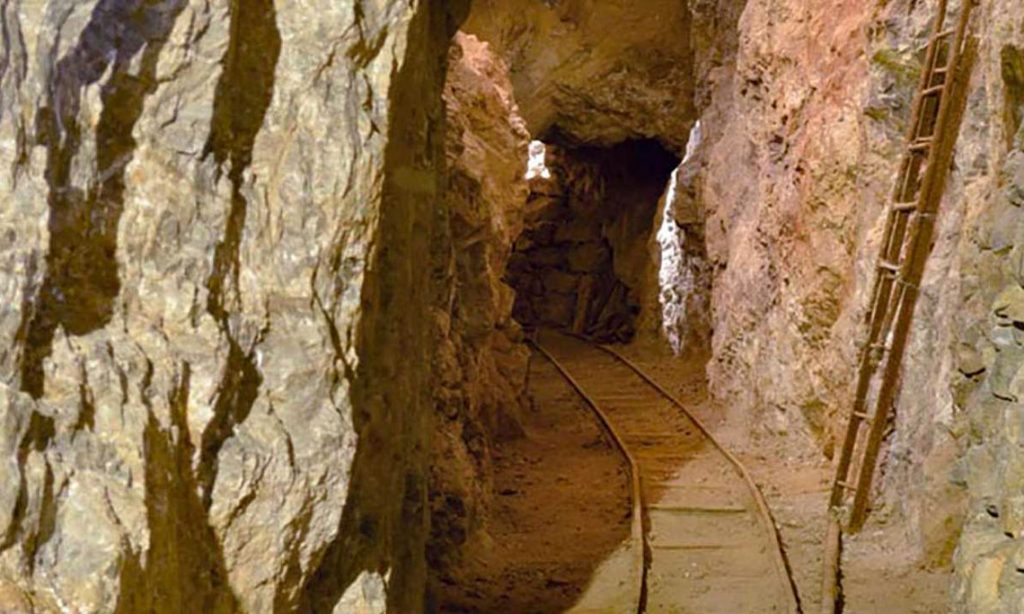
<box><xmin>427</xmin><ymin>31</ymin><xmax>531</xmax><ymax>581</ymax></box>
<box><xmin>463</xmin><ymin>0</ymin><xmax>697</xmax><ymax>149</ymax></box>
<box><xmin>690</xmin><ymin>0</ymin><xmax>1024</xmax><ymax>589</ymax></box>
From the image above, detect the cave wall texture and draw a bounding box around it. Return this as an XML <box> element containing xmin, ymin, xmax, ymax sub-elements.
<box><xmin>463</xmin><ymin>0</ymin><xmax>698</xmax><ymax>150</ymax></box>
<box><xmin>950</xmin><ymin>2</ymin><xmax>1024</xmax><ymax>608</ymax></box>
<box><xmin>0</xmin><ymin>0</ymin><xmax>1023</xmax><ymax>611</ymax></box>
<box><xmin>427</xmin><ymin>30</ymin><xmax>531</xmax><ymax>586</ymax></box>
<box><xmin>686</xmin><ymin>0</ymin><xmax>1024</xmax><ymax>606</ymax></box>
<box><xmin>0</xmin><ymin>0</ymin><xmax>467</xmax><ymax>611</ymax></box>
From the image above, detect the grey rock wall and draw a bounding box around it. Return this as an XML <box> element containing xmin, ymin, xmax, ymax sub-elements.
<box><xmin>951</xmin><ymin>1</ymin><xmax>1024</xmax><ymax>608</ymax></box>
<box><xmin>0</xmin><ymin>1</ymin><xmax>463</xmax><ymax>611</ymax></box>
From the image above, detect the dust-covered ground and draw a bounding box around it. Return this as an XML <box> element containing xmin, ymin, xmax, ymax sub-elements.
<box><xmin>436</xmin><ymin>350</ymin><xmax>632</xmax><ymax>613</ymax></box>
<box><xmin>618</xmin><ymin>337</ymin><xmax>950</xmax><ymax>613</ymax></box>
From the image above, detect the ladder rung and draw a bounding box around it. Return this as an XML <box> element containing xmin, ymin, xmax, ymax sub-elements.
<box><xmin>922</xmin><ymin>84</ymin><xmax>945</xmax><ymax>97</ymax></box>
<box><xmin>892</xmin><ymin>202</ymin><xmax>917</xmax><ymax>212</ymax></box>
<box><xmin>932</xmin><ymin>28</ymin><xmax>956</xmax><ymax>41</ymax></box>
<box><xmin>908</xmin><ymin>137</ymin><xmax>933</xmax><ymax>152</ymax></box>
<box><xmin>878</xmin><ymin>259</ymin><xmax>901</xmax><ymax>272</ymax></box>
<box><xmin>931</xmin><ymin>66</ymin><xmax>948</xmax><ymax>75</ymax></box>
<box><xmin>870</xmin><ymin>342</ymin><xmax>890</xmax><ymax>352</ymax></box>
<box><xmin>837</xmin><ymin>481</ymin><xmax>856</xmax><ymax>491</ymax></box>
<box><xmin>853</xmin><ymin>411</ymin><xmax>871</xmax><ymax>421</ymax></box>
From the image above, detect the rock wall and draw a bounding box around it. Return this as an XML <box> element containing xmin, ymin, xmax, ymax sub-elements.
<box><xmin>463</xmin><ymin>0</ymin><xmax>699</xmax><ymax>150</ymax></box>
<box><xmin>699</xmin><ymin>0</ymin><xmax>892</xmax><ymax>446</ymax></box>
<box><xmin>688</xmin><ymin>0</ymin><xmax>1024</xmax><ymax>585</ymax></box>
<box><xmin>656</xmin><ymin>123</ymin><xmax>714</xmax><ymax>357</ymax></box>
<box><xmin>427</xmin><ymin>32</ymin><xmax>530</xmax><ymax>584</ymax></box>
<box><xmin>950</xmin><ymin>2</ymin><xmax>1024</xmax><ymax>609</ymax></box>
<box><xmin>0</xmin><ymin>1</ymin><xmax>465</xmax><ymax>611</ymax></box>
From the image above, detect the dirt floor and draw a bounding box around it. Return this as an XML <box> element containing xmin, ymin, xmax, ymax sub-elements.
<box><xmin>440</xmin><ymin>334</ymin><xmax>950</xmax><ymax>612</ymax></box>
<box><xmin>618</xmin><ymin>337</ymin><xmax>952</xmax><ymax>613</ymax></box>
<box><xmin>436</xmin><ymin>350</ymin><xmax>632</xmax><ymax>613</ymax></box>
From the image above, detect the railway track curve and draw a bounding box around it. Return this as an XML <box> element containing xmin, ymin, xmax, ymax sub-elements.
<box><xmin>530</xmin><ymin>332</ymin><xmax>800</xmax><ymax>613</ymax></box>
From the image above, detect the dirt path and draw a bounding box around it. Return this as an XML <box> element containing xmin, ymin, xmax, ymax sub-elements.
<box><xmin>440</xmin><ymin>333</ymin><xmax>948</xmax><ymax>612</ymax></box>
<box><xmin>541</xmin><ymin>333</ymin><xmax>798</xmax><ymax>612</ymax></box>
<box><xmin>436</xmin><ymin>348</ymin><xmax>631</xmax><ymax>613</ymax></box>
<box><xmin>619</xmin><ymin>338</ymin><xmax>951</xmax><ymax>613</ymax></box>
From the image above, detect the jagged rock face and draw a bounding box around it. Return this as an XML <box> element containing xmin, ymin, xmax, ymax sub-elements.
<box><xmin>951</xmin><ymin>2</ymin><xmax>1024</xmax><ymax>609</ymax></box>
<box><xmin>688</xmin><ymin>0</ymin><xmax>1024</xmax><ymax>584</ymax></box>
<box><xmin>699</xmin><ymin>0</ymin><xmax>888</xmax><ymax>447</ymax></box>
<box><xmin>0</xmin><ymin>1</ymin><xmax>463</xmax><ymax>611</ymax></box>
<box><xmin>463</xmin><ymin>0</ymin><xmax>699</xmax><ymax>150</ymax></box>
<box><xmin>656</xmin><ymin>123</ymin><xmax>713</xmax><ymax>357</ymax></box>
<box><xmin>428</xmin><ymin>32</ymin><xmax>530</xmax><ymax>579</ymax></box>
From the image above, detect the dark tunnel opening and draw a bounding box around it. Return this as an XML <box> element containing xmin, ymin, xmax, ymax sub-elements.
<box><xmin>506</xmin><ymin>138</ymin><xmax>680</xmax><ymax>343</ymax></box>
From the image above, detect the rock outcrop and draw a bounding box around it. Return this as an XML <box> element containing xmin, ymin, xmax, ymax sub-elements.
<box><xmin>950</xmin><ymin>2</ymin><xmax>1024</xmax><ymax>608</ymax></box>
<box><xmin>427</xmin><ymin>31</ymin><xmax>530</xmax><ymax>582</ymax></box>
<box><xmin>655</xmin><ymin>122</ymin><xmax>714</xmax><ymax>357</ymax></box>
<box><xmin>0</xmin><ymin>1</ymin><xmax>466</xmax><ymax>611</ymax></box>
<box><xmin>463</xmin><ymin>0</ymin><xmax>700</xmax><ymax>150</ymax></box>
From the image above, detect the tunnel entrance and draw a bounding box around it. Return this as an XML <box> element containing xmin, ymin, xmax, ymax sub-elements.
<box><xmin>506</xmin><ymin>139</ymin><xmax>680</xmax><ymax>343</ymax></box>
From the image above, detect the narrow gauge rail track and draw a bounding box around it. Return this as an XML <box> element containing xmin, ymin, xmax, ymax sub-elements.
<box><xmin>530</xmin><ymin>332</ymin><xmax>800</xmax><ymax>613</ymax></box>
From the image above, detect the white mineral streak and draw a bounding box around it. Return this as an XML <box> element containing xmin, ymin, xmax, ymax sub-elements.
<box><xmin>525</xmin><ymin>140</ymin><xmax>551</xmax><ymax>181</ymax></box>
<box><xmin>658</xmin><ymin>121</ymin><xmax>704</xmax><ymax>355</ymax></box>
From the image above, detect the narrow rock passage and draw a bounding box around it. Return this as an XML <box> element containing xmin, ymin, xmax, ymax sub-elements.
<box><xmin>538</xmin><ymin>332</ymin><xmax>798</xmax><ymax>613</ymax></box>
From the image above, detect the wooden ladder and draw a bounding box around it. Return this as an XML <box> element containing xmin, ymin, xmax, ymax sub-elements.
<box><xmin>830</xmin><ymin>0</ymin><xmax>976</xmax><ymax>532</ymax></box>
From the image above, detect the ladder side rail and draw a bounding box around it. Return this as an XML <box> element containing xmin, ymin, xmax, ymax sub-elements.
<box><xmin>853</xmin><ymin>0</ymin><xmax>953</xmax><ymax>375</ymax></box>
<box><xmin>862</xmin><ymin>0</ymin><xmax>950</xmax><ymax>305</ymax></box>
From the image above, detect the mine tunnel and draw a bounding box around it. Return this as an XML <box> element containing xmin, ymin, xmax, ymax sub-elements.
<box><xmin>0</xmin><ymin>1</ymin><xmax>1014</xmax><ymax>613</ymax></box>
<box><xmin>507</xmin><ymin>139</ymin><xmax>680</xmax><ymax>342</ymax></box>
